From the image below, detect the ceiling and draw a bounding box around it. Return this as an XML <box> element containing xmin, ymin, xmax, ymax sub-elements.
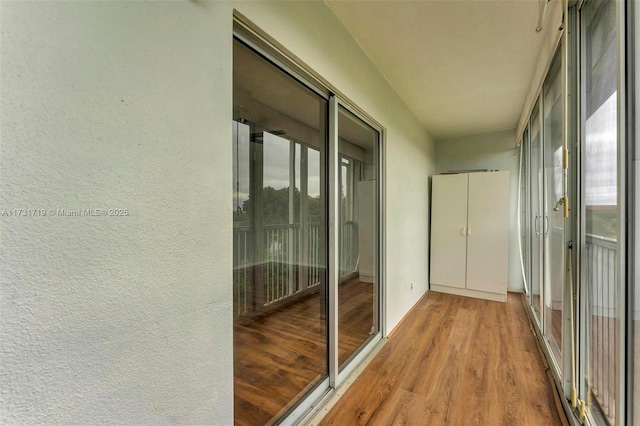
<box><xmin>325</xmin><ymin>0</ymin><xmax>550</xmax><ymax>140</ymax></box>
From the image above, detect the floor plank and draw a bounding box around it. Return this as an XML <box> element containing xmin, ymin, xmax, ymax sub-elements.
<box><xmin>234</xmin><ymin>277</ymin><xmax>374</xmax><ymax>425</ymax></box>
<box><xmin>320</xmin><ymin>291</ymin><xmax>563</xmax><ymax>426</ymax></box>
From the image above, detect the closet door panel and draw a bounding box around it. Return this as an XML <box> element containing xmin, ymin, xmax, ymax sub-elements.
<box><xmin>430</xmin><ymin>174</ymin><xmax>468</xmax><ymax>289</ymax></box>
<box><xmin>466</xmin><ymin>171</ymin><xmax>510</xmax><ymax>294</ymax></box>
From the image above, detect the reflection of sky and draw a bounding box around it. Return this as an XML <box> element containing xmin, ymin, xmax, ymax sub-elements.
<box><xmin>233</xmin><ymin>122</ymin><xmax>250</xmax><ymax>210</ymax></box>
<box><xmin>552</xmin><ymin>147</ymin><xmax>562</xmax><ymax>201</ymax></box>
<box><xmin>263</xmin><ymin>132</ymin><xmax>290</xmax><ymax>190</ymax></box>
<box><xmin>585</xmin><ymin>92</ymin><xmax>617</xmax><ymax>206</ymax></box>
<box><xmin>233</xmin><ymin>122</ymin><xmax>321</xmax><ymax>210</ymax></box>
<box><xmin>307</xmin><ymin>149</ymin><xmax>320</xmax><ymax>197</ymax></box>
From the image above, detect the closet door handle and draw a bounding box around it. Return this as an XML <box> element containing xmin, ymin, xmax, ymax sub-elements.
<box><xmin>544</xmin><ymin>216</ymin><xmax>549</xmax><ymax>237</ymax></box>
<box><xmin>535</xmin><ymin>215</ymin><xmax>541</xmax><ymax>236</ymax></box>
<box><xmin>461</xmin><ymin>227</ymin><xmax>466</xmax><ymax>236</ymax></box>
<box><xmin>467</xmin><ymin>226</ymin><xmax>472</xmax><ymax>236</ymax></box>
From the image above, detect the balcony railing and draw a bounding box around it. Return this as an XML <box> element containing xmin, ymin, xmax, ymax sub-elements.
<box><xmin>233</xmin><ymin>221</ymin><xmax>358</xmax><ymax>316</ymax></box>
<box><xmin>585</xmin><ymin>233</ymin><xmax>617</xmax><ymax>424</ymax></box>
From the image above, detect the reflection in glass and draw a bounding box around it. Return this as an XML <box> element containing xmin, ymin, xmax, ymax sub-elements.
<box><xmin>635</xmin><ymin>4</ymin><xmax>640</xmax><ymax>422</ymax></box>
<box><xmin>521</xmin><ymin>127</ymin><xmax>531</xmax><ymax>299</ymax></box>
<box><xmin>581</xmin><ymin>0</ymin><xmax>619</xmax><ymax>423</ymax></box>
<box><xmin>635</xmin><ymin>117</ymin><xmax>639</xmax><ymax>426</ymax></box>
<box><xmin>337</xmin><ymin>106</ymin><xmax>378</xmax><ymax>368</ymax></box>
<box><xmin>530</xmin><ymin>102</ymin><xmax>543</xmax><ymax>324</ymax></box>
<box><xmin>232</xmin><ymin>39</ymin><xmax>327</xmax><ymax>425</ymax></box>
<box><xmin>635</xmin><ymin>13</ymin><xmax>640</xmax><ymax>421</ymax></box>
<box><xmin>543</xmin><ymin>49</ymin><xmax>564</xmax><ymax>367</ymax></box>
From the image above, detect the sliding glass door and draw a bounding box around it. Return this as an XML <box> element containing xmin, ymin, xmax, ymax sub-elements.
<box><xmin>337</xmin><ymin>106</ymin><xmax>379</xmax><ymax>369</ymax></box>
<box><xmin>530</xmin><ymin>101</ymin><xmax>544</xmax><ymax>326</ymax></box>
<box><xmin>580</xmin><ymin>0</ymin><xmax>621</xmax><ymax>423</ymax></box>
<box><xmin>543</xmin><ymin>49</ymin><xmax>565</xmax><ymax>368</ymax></box>
<box><xmin>524</xmin><ymin>48</ymin><xmax>566</xmax><ymax>372</ymax></box>
<box><xmin>232</xmin><ymin>37</ymin><xmax>382</xmax><ymax>425</ymax></box>
<box><xmin>520</xmin><ymin>126</ymin><xmax>531</xmax><ymax>300</ymax></box>
<box><xmin>519</xmin><ymin>2</ymin><xmax>637</xmax><ymax>422</ymax></box>
<box><xmin>522</xmin><ymin>47</ymin><xmax>566</xmax><ymax>380</ymax></box>
<box><xmin>232</xmin><ymin>39</ymin><xmax>329</xmax><ymax>425</ymax></box>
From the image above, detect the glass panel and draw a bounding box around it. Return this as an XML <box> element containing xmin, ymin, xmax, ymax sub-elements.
<box><xmin>337</xmin><ymin>106</ymin><xmax>378</xmax><ymax>369</ymax></box>
<box><xmin>521</xmin><ymin>127</ymin><xmax>531</xmax><ymax>297</ymax></box>
<box><xmin>339</xmin><ymin>156</ymin><xmax>356</xmax><ymax>277</ymax></box>
<box><xmin>635</xmin><ymin>2</ymin><xmax>640</xmax><ymax>421</ymax></box>
<box><xmin>530</xmin><ymin>101</ymin><xmax>543</xmax><ymax>325</ymax></box>
<box><xmin>543</xmin><ymin>49</ymin><xmax>564</xmax><ymax>367</ymax></box>
<box><xmin>581</xmin><ymin>0</ymin><xmax>619</xmax><ymax>423</ymax></box>
<box><xmin>635</xmin><ymin>77</ymin><xmax>639</xmax><ymax>426</ymax></box>
<box><xmin>232</xmin><ymin>39</ymin><xmax>328</xmax><ymax>424</ymax></box>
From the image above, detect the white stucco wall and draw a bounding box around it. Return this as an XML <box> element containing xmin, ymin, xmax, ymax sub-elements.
<box><xmin>435</xmin><ymin>130</ymin><xmax>523</xmax><ymax>293</ymax></box>
<box><xmin>233</xmin><ymin>1</ymin><xmax>436</xmax><ymax>334</ymax></box>
<box><xmin>1</xmin><ymin>2</ymin><xmax>234</xmax><ymax>423</ymax></box>
<box><xmin>1</xmin><ymin>0</ymin><xmax>435</xmax><ymax>423</ymax></box>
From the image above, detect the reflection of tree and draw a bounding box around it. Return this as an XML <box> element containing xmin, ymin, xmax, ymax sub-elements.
<box><xmin>234</xmin><ymin>186</ymin><xmax>321</xmax><ymax>226</ymax></box>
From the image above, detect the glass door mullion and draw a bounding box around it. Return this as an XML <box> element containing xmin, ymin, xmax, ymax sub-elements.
<box><xmin>530</xmin><ymin>100</ymin><xmax>544</xmax><ymax>328</ymax></box>
<box><xmin>328</xmin><ymin>95</ymin><xmax>339</xmax><ymax>389</ymax></box>
<box><xmin>542</xmin><ymin>45</ymin><xmax>566</xmax><ymax>378</ymax></box>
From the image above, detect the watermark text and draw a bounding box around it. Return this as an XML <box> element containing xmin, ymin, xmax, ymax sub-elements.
<box><xmin>2</xmin><ymin>208</ymin><xmax>130</xmax><ymax>217</ymax></box>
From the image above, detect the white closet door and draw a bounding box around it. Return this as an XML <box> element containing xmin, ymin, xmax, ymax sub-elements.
<box><xmin>466</xmin><ymin>171</ymin><xmax>509</xmax><ymax>294</ymax></box>
<box><xmin>430</xmin><ymin>174</ymin><xmax>468</xmax><ymax>289</ymax></box>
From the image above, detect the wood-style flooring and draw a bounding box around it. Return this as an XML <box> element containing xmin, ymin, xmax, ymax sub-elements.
<box><xmin>320</xmin><ymin>291</ymin><xmax>563</xmax><ymax>426</ymax></box>
<box><xmin>234</xmin><ymin>278</ymin><xmax>374</xmax><ymax>425</ymax></box>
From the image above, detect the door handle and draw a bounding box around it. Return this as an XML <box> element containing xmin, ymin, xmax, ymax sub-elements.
<box><xmin>467</xmin><ymin>226</ymin><xmax>472</xmax><ymax>236</ymax></box>
<box><xmin>461</xmin><ymin>227</ymin><xmax>466</xmax><ymax>236</ymax></box>
<box><xmin>534</xmin><ymin>215</ymin><xmax>541</xmax><ymax>236</ymax></box>
<box><xmin>544</xmin><ymin>216</ymin><xmax>549</xmax><ymax>237</ymax></box>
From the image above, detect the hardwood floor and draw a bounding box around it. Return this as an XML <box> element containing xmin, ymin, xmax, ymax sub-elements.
<box><xmin>338</xmin><ymin>279</ymin><xmax>375</xmax><ymax>365</ymax></box>
<box><xmin>320</xmin><ymin>291</ymin><xmax>563</xmax><ymax>426</ymax></box>
<box><xmin>234</xmin><ymin>277</ymin><xmax>374</xmax><ymax>425</ymax></box>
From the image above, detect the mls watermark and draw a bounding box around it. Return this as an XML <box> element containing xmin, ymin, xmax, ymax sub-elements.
<box><xmin>1</xmin><ymin>208</ymin><xmax>130</xmax><ymax>217</ymax></box>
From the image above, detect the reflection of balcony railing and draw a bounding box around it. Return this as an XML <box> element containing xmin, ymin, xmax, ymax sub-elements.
<box><xmin>233</xmin><ymin>222</ymin><xmax>358</xmax><ymax>316</ymax></box>
<box><xmin>340</xmin><ymin>221</ymin><xmax>358</xmax><ymax>277</ymax></box>
<box><xmin>585</xmin><ymin>233</ymin><xmax>617</xmax><ymax>424</ymax></box>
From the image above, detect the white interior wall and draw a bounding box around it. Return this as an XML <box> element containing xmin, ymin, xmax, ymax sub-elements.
<box><xmin>435</xmin><ymin>130</ymin><xmax>523</xmax><ymax>292</ymax></box>
<box><xmin>0</xmin><ymin>2</ymin><xmax>234</xmax><ymax>423</ymax></box>
<box><xmin>234</xmin><ymin>1</ymin><xmax>437</xmax><ymax>333</ymax></box>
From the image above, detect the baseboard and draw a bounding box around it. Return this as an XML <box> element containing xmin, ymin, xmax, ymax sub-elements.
<box><xmin>430</xmin><ymin>284</ymin><xmax>507</xmax><ymax>303</ymax></box>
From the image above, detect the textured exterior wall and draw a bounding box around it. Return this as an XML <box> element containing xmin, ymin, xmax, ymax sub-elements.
<box><xmin>0</xmin><ymin>2</ymin><xmax>234</xmax><ymax>423</ymax></box>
